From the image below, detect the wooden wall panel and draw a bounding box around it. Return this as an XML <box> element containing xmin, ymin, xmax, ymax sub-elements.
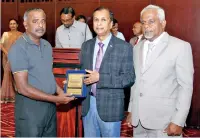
<box><xmin>151</xmin><ymin>0</ymin><xmax>200</xmax><ymax>128</ymax></box>
<box><xmin>1</xmin><ymin>2</ymin><xmax>18</xmax><ymax>34</ymax></box>
<box><xmin>100</xmin><ymin>0</ymin><xmax>150</xmax><ymax>41</ymax></box>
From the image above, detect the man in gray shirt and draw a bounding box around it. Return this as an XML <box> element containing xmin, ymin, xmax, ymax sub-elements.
<box><xmin>55</xmin><ymin>7</ymin><xmax>93</xmax><ymax>48</ymax></box>
<box><xmin>8</xmin><ymin>8</ymin><xmax>75</xmax><ymax>137</ymax></box>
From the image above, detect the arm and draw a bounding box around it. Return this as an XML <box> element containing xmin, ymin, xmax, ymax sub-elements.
<box><xmin>126</xmin><ymin>46</ymin><xmax>137</xmax><ymax>126</ymax></box>
<box><xmin>171</xmin><ymin>42</ymin><xmax>194</xmax><ymax>127</ymax></box>
<box><xmin>8</xmin><ymin>43</ymin><xmax>74</xmax><ymax>104</ymax></box>
<box><xmin>0</xmin><ymin>43</ymin><xmax>8</xmax><ymax>55</ymax></box>
<box><xmin>128</xmin><ymin>85</ymin><xmax>135</xmax><ymax>112</ymax></box>
<box><xmin>126</xmin><ymin>85</ymin><xmax>135</xmax><ymax>127</ymax></box>
<box><xmin>13</xmin><ymin>71</ymin><xmax>74</xmax><ymax>104</ymax></box>
<box><xmin>0</xmin><ymin>32</ymin><xmax>8</xmax><ymax>55</ymax></box>
<box><xmin>165</xmin><ymin>42</ymin><xmax>194</xmax><ymax>136</ymax></box>
<box><xmin>56</xmin><ymin>83</ymin><xmax>65</xmax><ymax>95</ymax></box>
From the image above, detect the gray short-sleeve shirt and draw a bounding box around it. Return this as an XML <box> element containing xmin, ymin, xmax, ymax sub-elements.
<box><xmin>8</xmin><ymin>33</ymin><xmax>56</xmax><ymax>94</ymax></box>
<box><xmin>55</xmin><ymin>20</ymin><xmax>93</xmax><ymax>48</ymax></box>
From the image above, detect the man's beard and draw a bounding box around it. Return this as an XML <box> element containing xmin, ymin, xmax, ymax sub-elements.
<box><xmin>144</xmin><ymin>30</ymin><xmax>154</xmax><ymax>39</ymax></box>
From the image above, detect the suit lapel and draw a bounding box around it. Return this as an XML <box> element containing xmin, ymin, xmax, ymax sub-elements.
<box><xmin>89</xmin><ymin>39</ymin><xmax>96</xmax><ymax>70</ymax></box>
<box><xmin>143</xmin><ymin>33</ymin><xmax>169</xmax><ymax>74</ymax></box>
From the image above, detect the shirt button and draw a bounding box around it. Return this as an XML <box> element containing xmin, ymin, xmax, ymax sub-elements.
<box><xmin>140</xmin><ymin>93</ymin><xmax>143</xmax><ymax>97</ymax></box>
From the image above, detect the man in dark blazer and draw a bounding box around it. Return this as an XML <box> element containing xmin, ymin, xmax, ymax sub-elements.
<box><xmin>80</xmin><ymin>7</ymin><xmax>135</xmax><ymax>137</ymax></box>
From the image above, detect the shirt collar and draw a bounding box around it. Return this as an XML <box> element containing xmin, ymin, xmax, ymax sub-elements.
<box><xmin>96</xmin><ymin>33</ymin><xmax>112</xmax><ymax>46</ymax></box>
<box><xmin>71</xmin><ymin>20</ymin><xmax>77</xmax><ymax>28</ymax></box>
<box><xmin>63</xmin><ymin>20</ymin><xmax>77</xmax><ymax>30</ymax></box>
<box><xmin>22</xmin><ymin>33</ymin><xmax>35</xmax><ymax>45</ymax></box>
<box><xmin>22</xmin><ymin>33</ymin><xmax>47</xmax><ymax>47</ymax></box>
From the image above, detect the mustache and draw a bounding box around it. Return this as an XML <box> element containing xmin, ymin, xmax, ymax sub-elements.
<box><xmin>36</xmin><ymin>29</ymin><xmax>45</xmax><ymax>32</ymax></box>
<box><xmin>144</xmin><ymin>30</ymin><xmax>152</xmax><ymax>33</ymax></box>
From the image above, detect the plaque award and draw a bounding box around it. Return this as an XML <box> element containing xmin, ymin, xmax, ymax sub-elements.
<box><xmin>64</xmin><ymin>70</ymin><xmax>86</xmax><ymax>98</ymax></box>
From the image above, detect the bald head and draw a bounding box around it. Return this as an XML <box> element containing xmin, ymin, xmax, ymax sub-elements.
<box><xmin>132</xmin><ymin>22</ymin><xmax>142</xmax><ymax>36</ymax></box>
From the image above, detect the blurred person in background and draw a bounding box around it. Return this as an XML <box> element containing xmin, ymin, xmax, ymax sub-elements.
<box><xmin>111</xmin><ymin>18</ymin><xmax>125</xmax><ymax>41</ymax></box>
<box><xmin>0</xmin><ymin>18</ymin><xmax>22</xmax><ymax>103</ymax></box>
<box><xmin>76</xmin><ymin>15</ymin><xmax>86</xmax><ymax>23</ymax></box>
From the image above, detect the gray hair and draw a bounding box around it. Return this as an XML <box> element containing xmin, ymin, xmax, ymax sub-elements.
<box><xmin>140</xmin><ymin>5</ymin><xmax>165</xmax><ymax>22</ymax></box>
<box><xmin>23</xmin><ymin>8</ymin><xmax>45</xmax><ymax>21</ymax></box>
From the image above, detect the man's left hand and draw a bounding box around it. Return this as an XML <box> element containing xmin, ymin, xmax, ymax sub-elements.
<box><xmin>164</xmin><ymin>122</ymin><xmax>183</xmax><ymax>136</ymax></box>
<box><xmin>84</xmin><ymin>69</ymin><xmax>99</xmax><ymax>85</ymax></box>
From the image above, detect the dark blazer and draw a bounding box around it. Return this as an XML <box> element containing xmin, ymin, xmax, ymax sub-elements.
<box><xmin>80</xmin><ymin>35</ymin><xmax>135</xmax><ymax>122</ymax></box>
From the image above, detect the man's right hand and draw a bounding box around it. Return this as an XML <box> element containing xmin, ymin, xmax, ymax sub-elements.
<box><xmin>126</xmin><ymin>112</ymin><xmax>133</xmax><ymax>127</ymax></box>
<box><xmin>56</xmin><ymin>93</ymin><xmax>75</xmax><ymax>104</ymax></box>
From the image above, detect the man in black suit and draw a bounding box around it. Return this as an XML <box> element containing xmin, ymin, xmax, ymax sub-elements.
<box><xmin>80</xmin><ymin>7</ymin><xmax>135</xmax><ymax>137</ymax></box>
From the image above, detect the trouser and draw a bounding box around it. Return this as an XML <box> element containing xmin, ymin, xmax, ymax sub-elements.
<box><xmin>134</xmin><ymin>121</ymin><xmax>182</xmax><ymax>138</ymax></box>
<box><xmin>15</xmin><ymin>94</ymin><xmax>57</xmax><ymax>137</ymax></box>
<box><xmin>83</xmin><ymin>95</ymin><xmax>121</xmax><ymax>137</ymax></box>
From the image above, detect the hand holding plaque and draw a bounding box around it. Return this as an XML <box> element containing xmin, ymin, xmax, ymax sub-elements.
<box><xmin>64</xmin><ymin>70</ymin><xmax>86</xmax><ymax>98</ymax></box>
